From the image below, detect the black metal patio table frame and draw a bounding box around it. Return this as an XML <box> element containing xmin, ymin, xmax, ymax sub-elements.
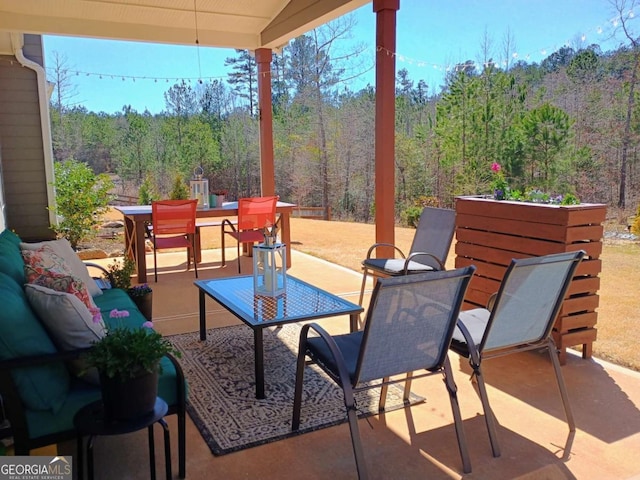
<box><xmin>194</xmin><ymin>275</ymin><xmax>363</xmax><ymax>399</ymax></box>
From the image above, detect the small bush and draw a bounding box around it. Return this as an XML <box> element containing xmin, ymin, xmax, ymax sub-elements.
<box><xmin>632</xmin><ymin>204</ymin><xmax>640</xmax><ymax>235</ymax></box>
<box><xmin>402</xmin><ymin>206</ymin><xmax>423</xmax><ymax>228</ymax></box>
<box><xmin>51</xmin><ymin>159</ymin><xmax>113</xmax><ymax>249</ymax></box>
<box><xmin>402</xmin><ymin>196</ymin><xmax>440</xmax><ymax>228</ymax></box>
<box><xmin>138</xmin><ymin>176</ymin><xmax>157</xmax><ymax>205</ymax></box>
<box><xmin>169</xmin><ymin>174</ymin><xmax>189</xmax><ymax>200</ymax></box>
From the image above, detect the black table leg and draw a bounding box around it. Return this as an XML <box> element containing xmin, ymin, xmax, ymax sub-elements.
<box><xmin>199</xmin><ymin>290</ymin><xmax>206</xmax><ymax>340</ymax></box>
<box><xmin>254</xmin><ymin>327</ymin><xmax>265</xmax><ymax>399</ymax></box>
<box><xmin>76</xmin><ymin>436</ymin><xmax>84</xmax><ymax>480</ymax></box>
<box><xmin>148</xmin><ymin>424</ymin><xmax>156</xmax><ymax>480</ymax></box>
<box><xmin>159</xmin><ymin>418</ymin><xmax>172</xmax><ymax>480</ymax></box>
<box><xmin>87</xmin><ymin>436</ymin><xmax>95</xmax><ymax>480</ymax></box>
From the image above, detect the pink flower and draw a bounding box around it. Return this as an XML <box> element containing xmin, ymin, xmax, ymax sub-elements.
<box><xmin>491</xmin><ymin>162</ymin><xmax>501</xmax><ymax>173</ymax></box>
<box><xmin>90</xmin><ymin>307</ymin><xmax>102</xmax><ymax>324</ymax></box>
<box><xmin>142</xmin><ymin>321</ymin><xmax>154</xmax><ymax>329</ymax></box>
<box><xmin>109</xmin><ymin>309</ymin><xmax>130</xmax><ymax>319</ymax></box>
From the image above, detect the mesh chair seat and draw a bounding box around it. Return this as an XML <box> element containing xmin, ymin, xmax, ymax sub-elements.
<box><xmin>363</xmin><ymin>258</ymin><xmax>435</xmax><ymax>275</ymax></box>
<box><xmin>450</xmin><ymin>308</ymin><xmax>490</xmax><ymax>355</ymax></box>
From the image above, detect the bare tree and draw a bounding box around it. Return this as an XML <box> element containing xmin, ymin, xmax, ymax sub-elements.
<box><xmin>613</xmin><ymin>0</ymin><xmax>640</xmax><ymax>208</ymax></box>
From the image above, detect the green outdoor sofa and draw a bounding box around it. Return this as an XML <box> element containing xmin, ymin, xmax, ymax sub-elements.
<box><xmin>0</xmin><ymin>228</ymin><xmax>186</xmax><ymax>478</ymax></box>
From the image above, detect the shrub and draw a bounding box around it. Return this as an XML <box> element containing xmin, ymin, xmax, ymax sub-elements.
<box><xmin>51</xmin><ymin>159</ymin><xmax>113</xmax><ymax>249</ymax></box>
<box><xmin>169</xmin><ymin>174</ymin><xmax>189</xmax><ymax>200</ymax></box>
<box><xmin>632</xmin><ymin>204</ymin><xmax>640</xmax><ymax>236</ymax></box>
<box><xmin>105</xmin><ymin>257</ymin><xmax>136</xmax><ymax>290</ymax></box>
<box><xmin>138</xmin><ymin>176</ymin><xmax>157</xmax><ymax>205</ymax></box>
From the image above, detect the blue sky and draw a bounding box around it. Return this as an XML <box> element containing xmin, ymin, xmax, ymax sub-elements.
<box><xmin>43</xmin><ymin>0</ymin><xmax>626</xmax><ymax>114</ymax></box>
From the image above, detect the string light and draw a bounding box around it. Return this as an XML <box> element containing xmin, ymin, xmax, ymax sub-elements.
<box><xmin>5</xmin><ymin>9</ymin><xmax>626</xmax><ymax>85</ymax></box>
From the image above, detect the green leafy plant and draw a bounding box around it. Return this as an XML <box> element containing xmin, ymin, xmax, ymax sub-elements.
<box><xmin>51</xmin><ymin>159</ymin><xmax>114</xmax><ymax>249</ymax></box>
<box><xmin>632</xmin><ymin>204</ymin><xmax>640</xmax><ymax>235</ymax></box>
<box><xmin>105</xmin><ymin>257</ymin><xmax>136</xmax><ymax>290</ymax></box>
<box><xmin>86</xmin><ymin>318</ymin><xmax>180</xmax><ymax>380</ymax></box>
<box><xmin>169</xmin><ymin>174</ymin><xmax>190</xmax><ymax>200</ymax></box>
<box><xmin>138</xmin><ymin>176</ymin><xmax>157</xmax><ymax>205</ymax></box>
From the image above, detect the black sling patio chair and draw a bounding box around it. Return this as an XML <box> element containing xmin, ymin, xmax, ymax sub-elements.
<box><xmin>450</xmin><ymin>250</ymin><xmax>585</xmax><ymax>458</ymax></box>
<box><xmin>358</xmin><ymin>207</ymin><xmax>456</xmax><ymax>306</ymax></box>
<box><xmin>292</xmin><ymin>267</ymin><xmax>476</xmax><ymax>479</ymax></box>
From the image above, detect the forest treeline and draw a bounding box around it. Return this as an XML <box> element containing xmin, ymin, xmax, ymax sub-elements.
<box><xmin>49</xmin><ymin>15</ymin><xmax>640</xmax><ymax>223</ymax></box>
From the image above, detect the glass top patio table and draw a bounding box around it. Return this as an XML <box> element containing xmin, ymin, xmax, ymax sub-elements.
<box><xmin>194</xmin><ymin>275</ymin><xmax>363</xmax><ymax>399</ymax></box>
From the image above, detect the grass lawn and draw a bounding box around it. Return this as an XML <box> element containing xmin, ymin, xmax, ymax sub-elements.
<box><xmin>105</xmin><ymin>210</ymin><xmax>640</xmax><ymax>371</ymax></box>
<box><xmin>283</xmin><ymin>218</ymin><xmax>640</xmax><ymax>372</ymax></box>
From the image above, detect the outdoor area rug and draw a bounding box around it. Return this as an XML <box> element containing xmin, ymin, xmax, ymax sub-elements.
<box><xmin>168</xmin><ymin>323</ymin><xmax>424</xmax><ymax>455</ymax></box>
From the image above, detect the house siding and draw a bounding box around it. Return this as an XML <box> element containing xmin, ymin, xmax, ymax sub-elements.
<box><xmin>0</xmin><ymin>34</ymin><xmax>53</xmax><ymax>240</ymax></box>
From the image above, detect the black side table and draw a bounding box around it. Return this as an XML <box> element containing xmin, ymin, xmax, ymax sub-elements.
<box><xmin>74</xmin><ymin>398</ymin><xmax>171</xmax><ymax>480</ymax></box>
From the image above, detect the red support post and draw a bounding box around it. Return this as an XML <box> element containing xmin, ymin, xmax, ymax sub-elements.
<box><xmin>256</xmin><ymin>48</ymin><xmax>275</xmax><ymax>196</ymax></box>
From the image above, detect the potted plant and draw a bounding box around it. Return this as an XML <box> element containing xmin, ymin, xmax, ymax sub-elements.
<box><xmin>127</xmin><ymin>283</ymin><xmax>153</xmax><ymax>322</ymax></box>
<box><xmin>86</xmin><ymin>314</ymin><xmax>180</xmax><ymax>421</ymax></box>
<box><xmin>105</xmin><ymin>258</ymin><xmax>153</xmax><ymax>321</ymax></box>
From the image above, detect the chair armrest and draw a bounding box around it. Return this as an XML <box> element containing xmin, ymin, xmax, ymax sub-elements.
<box><xmin>0</xmin><ymin>348</ymin><xmax>92</xmax><ymax>371</ymax></box>
<box><xmin>403</xmin><ymin>252</ymin><xmax>446</xmax><ymax>272</ymax></box>
<box><xmin>164</xmin><ymin>352</ymin><xmax>187</xmax><ymax>412</ymax></box>
<box><xmin>84</xmin><ymin>262</ymin><xmax>113</xmax><ymax>289</ymax></box>
<box><xmin>455</xmin><ymin>319</ymin><xmax>482</xmax><ymax>369</ymax></box>
<box><xmin>221</xmin><ymin>218</ymin><xmax>238</xmax><ymax>234</ymax></box>
<box><xmin>299</xmin><ymin>323</ymin><xmax>354</xmax><ymax>391</ymax></box>
<box><xmin>486</xmin><ymin>293</ymin><xmax>498</xmax><ymax>311</ymax></box>
<box><xmin>365</xmin><ymin>243</ymin><xmax>406</xmax><ymax>260</ymax></box>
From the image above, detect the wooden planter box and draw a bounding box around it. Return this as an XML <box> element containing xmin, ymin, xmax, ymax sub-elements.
<box><xmin>454</xmin><ymin>196</ymin><xmax>607</xmax><ymax>364</ymax></box>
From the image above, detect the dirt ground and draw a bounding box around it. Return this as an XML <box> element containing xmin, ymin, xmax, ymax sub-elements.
<box><xmin>92</xmin><ymin>208</ymin><xmax>640</xmax><ymax>371</ymax></box>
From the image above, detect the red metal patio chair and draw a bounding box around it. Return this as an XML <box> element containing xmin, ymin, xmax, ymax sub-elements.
<box><xmin>150</xmin><ymin>199</ymin><xmax>198</xmax><ymax>282</ymax></box>
<box><xmin>221</xmin><ymin>196</ymin><xmax>278</xmax><ymax>273</ymax></box>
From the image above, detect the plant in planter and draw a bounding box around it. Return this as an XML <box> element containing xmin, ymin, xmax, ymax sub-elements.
<box><xmin>487</xmin><ymin>163</ymin><xmax>580</xmax><ymax>205</ymax></box>
<box><xmin>104</xmin><ymin>258</ymin><xmax>153</xmax><ymax>321</ymax></box>
<box><xmin>105</xmin><ymin>257</ymin><xmax>135</xmax><ymax>290</ymax></box>
<box><xmin>86</xmin><ymin>314</ymin><xmax>181</xmax><ymax>421</ymax></box>
<box><xmin>127</xmin><ymin>283</ymin><xmax>154</xmax><ymax>322</ymax></box>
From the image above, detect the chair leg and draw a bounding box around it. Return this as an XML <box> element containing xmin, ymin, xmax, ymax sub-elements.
<box><xmin>379</xmin><ymin>378</ymin><xmax>389</xmax><ymax>412</ymax></box>
<box><xmin>178</xmin><ymin>408</ymin><xmax>186</xmax><ymax>478</ymax></box>
<box><xmin>292</xmin><ymin>345</ymin><xmax>308</xmax><ymax>430</ymax></box>
<box><xmin>153</xmin><ymin>240</ymin><xmax>158</xmax><ymax>282</ymax></box>
<box><xmin>236</xmin><ymin>242</ymin><xmax>241</xmax><ymax>274</ymax></box>
<box><xmin>191</xmin><ymin>235</ymin><xmax>198</xmax><ymax>279</ymax></box>
<box><xmin>472</xmin><ymin>362</ymin><xmax>501</xmax><ymax>458</ymax></box>
<box><xmin>403</xmin><ymin>371</ymin><xmax>414</xmax><ymax>404</ymax></box>
<box><xmin>443</xmin><ymin>356</ymin><xmax>472</xmax><ymax>474</ymax></box>
<box><xmin>344</xmin><ymin>383</ymin><xmax>369</xmax><ymax>480</ymax></box>
<box><xmin>358</xmin><ymin>269</ymin><xmax>369</xmax><ymax>306</ymax></box>
<box><xmin>547</xmin><ymin>339</ymin><xmax>576</xmax><ymax>433</ymax></box>
<box><xmin>221</xmin><ymin>227</ymin><xmax>226</xmax><ymax>267</ymax></box>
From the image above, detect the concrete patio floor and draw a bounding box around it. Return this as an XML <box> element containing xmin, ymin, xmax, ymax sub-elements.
<box><xmin>78</xmin><ymin>247</ymin><xmax>640</xmax><ymax>480</ymax></box>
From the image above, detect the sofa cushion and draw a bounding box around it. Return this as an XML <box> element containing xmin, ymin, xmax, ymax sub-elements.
<box><xmin>0</xmin><ymin>274</ymin><xmax>70</xmax><ymax>413</ymax></box>
<box><xmin>20</xmin><ymin>238</ymin><xmax>102</xmax><ymax>297</ymax></box>
<box><xmin>93</xmin><ymin>288</ymin><xmax>142</xmax><ymax>325</ymax></box>
<box><xmin>22</xmin><ymin>246</ymin><xmax>101</xmax><ymax>322</ymax></box>
<box><xmin>0</xmin><ymin>229</ymin><xmax>26</xmax><ymax>285</ymax></box>
<box><xmin>24</xmin><ymin>284</ymin><xmax>106</xmax><ymax>384</ymax></box>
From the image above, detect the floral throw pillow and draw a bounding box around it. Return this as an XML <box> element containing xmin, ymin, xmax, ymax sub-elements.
<box><xmin>21</xmin><ymin>245</ymin><xmax>101</xmax><ymax>323</ymax></box>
